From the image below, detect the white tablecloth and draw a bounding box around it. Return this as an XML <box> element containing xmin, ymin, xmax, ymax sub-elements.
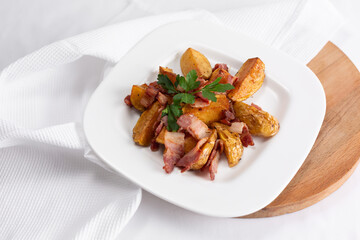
<box><xmin>1</xmin><ymin>0</ymin><xmax>360</xmax><ymax>239</ymax></box>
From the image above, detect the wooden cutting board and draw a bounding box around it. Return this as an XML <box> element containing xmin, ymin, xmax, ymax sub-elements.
<box><xmin>245</xmin><ymin>42</ymin><xmax>360</xmax><ymax>218</ymax></box>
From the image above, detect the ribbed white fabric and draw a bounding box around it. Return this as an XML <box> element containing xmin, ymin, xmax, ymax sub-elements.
<box><xmin>0</xmin><ymin>1</ymin><xmax>343</xmax><ymax>239</ymax></box>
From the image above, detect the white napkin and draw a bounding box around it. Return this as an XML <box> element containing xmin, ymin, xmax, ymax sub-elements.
<box><xmin>0</xmin><ymin>0</ymin><xmax>343</xmax><ymax>239</ymax></box>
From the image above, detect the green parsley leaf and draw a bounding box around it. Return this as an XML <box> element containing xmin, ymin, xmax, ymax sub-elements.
<box><xmin>208</xmin><ymin>83</ymin><xmax>234</xmax><ymax>92</ymax></box>
<box><xmin>161</xmin><ymin>104</ymin><xmax>182</xmax><ymax>132</ymax></box>
<box><xmin>174</xmin><ymin>75</ymin><xmax>180</xmax><ymax>87</ymax></box>
<box><xmin>161</xmin><ymin>105</ymin><xmax>169</xmax><ymax>117</ymax></box>
<box><xmin>177</xmin><ymin>75</ymin><xmax>188</xmax><ymax>91</ymax></box>
<box><xmin>177</xmin><ymin>70</ymin><xmax>200</xmax><ymax>92</ymax></box>
<box><xmin>158</xmin><ymin>70</ymin><xmax>235</xmax><ymax>131</ymax></box>
<box><xmin>173</xmin><ymin>93</ymin><xmax>195</xmax><ymax>105</ymax></box>
<box><xmin>166</xmin><ymin>110</ymin><xmax>179</xmax><ymax>132</ymax></box>
<box><xmin>185</xmin><ymin>70</ymin><xmax>200</xmax><ymax>91</ymax></box>
<box><xmin>157</xmin><ymin>74</ymin><xmax>177</xmax><ymax>94</ymax></box>
<box><xmin>202</xmin><ymin>77</ymin><xmax>235</xmax><ymax>94</ymax></box>
<box><xmin>203</xmin><ymin>77</ymin><xmax>221</xmax><ymax>90</ymax></box>
<box><xmin>201</xmin><ymin>90</ymin><xmax>217</xmax><ymax>102</ymax></box>
<box><xmin>169</xmin><ymin>104</ymin><xmax>182</xmax><ymax>117</ymax></box>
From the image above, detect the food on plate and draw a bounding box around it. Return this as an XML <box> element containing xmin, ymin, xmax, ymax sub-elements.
<box><xmin>130</xmin><ymin>84</ymin><xmax>148</xmax><ymax>112</ymax></box>
<box><xmin>180</xmin><ymin>48</ymin><xmax>212</xmax><ymax>79</ymax></box>
<box><xmin>156</xmin><ymin>128</ymin><xmax>198</xmax><ymax>154</ymax></box>
<box><xmin>125</xmin><ymin>48</ymin><xmax>279</xmax><ymax>180</ymax></box>
<box><xmin>133</xmin><ymin>101</ymin><xmax>164</xmax><ymax>146</ymax></box>
<box><xmin>227</xmin><ymin>57</ymin><xmax>265</xmax><ymax>102</ymax></box>
<box><xmin>208</xmin><ymin>67</ymin><xmax>238</xmax><ymax>85</ymax></box>
<box><xmin>182</xmin><ymin>95</ymin><xmax>230</xmax><ymax>125</ymax></box>
<box><xmin>233</xmin><ymin>101</ymin><xmax>280</xmax><ymax>137</ymax></box>
<box><xmin>159</xmin><ymin>66</ymin><xmax>177</xmax><ymax>84</ymax></box>
<box><xmin>191</xmin><ymin>129</ymin><xmax>217</xmax><ymax>170</ymax></box>
<box><xmin>212</xmin><ymin>122</ymin><xmax>243</xmax><ymax>167</ymax></box>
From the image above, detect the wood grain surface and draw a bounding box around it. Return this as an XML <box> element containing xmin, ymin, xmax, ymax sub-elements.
<box><xmin>245</xmin><ymin>42</ymin><xmax>360</xmax><ymax>218</ymax></box>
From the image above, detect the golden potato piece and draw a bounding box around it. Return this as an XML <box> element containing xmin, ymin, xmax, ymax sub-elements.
<box><xmin>184</xmin><ymin>135</ymin><xmax>197</xmax><ymax>154</ymax></box>
<box><xmin>159</xmin><ymin>66</ymin><xmax>177</xmax><ymax>84</ymax></box>
<box><xmin>212</xmin><ymin>122</ymin><xmax>243</xmax><ymax>168</ymax></box>
<box><xmin>180</xmin><ymin>48</ymin><xmax>212</xmax><ymax>79</ymax></box>
<box><xmin>133</xmin><ymin>101</ymin><xmax>163</xmax><ymax>146</ymax></box>
<box><xmin>233</xmin><ymin>101</ymin><xmax>279</xmax><ymax>137</ymax></box>
<box><xmin>155</xmin><ymin>127</ymin><xmax>166</xmax><ymax>144</ymax></box>
<box><xmin>227</xmin><ymin>58</ymin><xmax>265</xmax><ymax>101</ymax></box>
<box><xmin>191</xmin><ymin>129</ymin><xmax>217</xmax><ymax>170</ymax></box>
<box><xmin>130</xmin><ymin>84</ymin><xmax>148</xmax><ymax>112</ymax></box>
<box><xmin>182</xmin><ymin>95</ymin><xmax>230</xmax><ymax>126</ymax></box>
<box><xmin>156</xmin><ymin>127</ymin><xmax>197</xmax><ymax>153</ymax></box>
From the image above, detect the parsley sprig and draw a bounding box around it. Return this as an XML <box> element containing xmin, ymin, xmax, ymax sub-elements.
<box><xmin>157</xmin><ymin>70</ymin><xmax>234</xmax><ymax>131</ymax></box>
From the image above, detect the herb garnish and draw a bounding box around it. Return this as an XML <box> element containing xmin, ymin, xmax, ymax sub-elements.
<box><xmin>157</xmin><ymin>70</ymin><xmax>234</xmax><ymax>131</ymax></box>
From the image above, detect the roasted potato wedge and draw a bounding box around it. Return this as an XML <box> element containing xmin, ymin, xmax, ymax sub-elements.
<box><xmin>180</xmin><ymin>48</ymin><xmax>212</xmax><ymax>79</ymax></box>
<box><xmin>208</xmin><ymin>68</ymin><xmax>233</xmax><ymax>85</ymax></box>
<box><xmin>227</xmin><ymin>58</ymin><xmax>265</xmax><ymax>101</ymax></box>
<box><xmin>156</xmin><ymin>128</ymin><xmax>197</xmax><ymax>153</ymax></box>
<box><xmin>191</xmin><ymin>129</ymin><xmax>217</xmax><ymax>170</ymax></box>
<box><xmin>133</xmin><ymin>101</ymin><xmax>163</xmax><ymax>146</ymax></box>
<box><xmin>184</xmin><ymin>135</ymin><xmax>197</xmax><ymax>154</ymax></box>
<box><xmin>130</xmin><ymin>84</ymin><xmax>148</xmax><ymax>112</ymax></box>
<box><xmin>155</xmin><ymin>127</ymin><xmax>166</xmax><ymax>144</ymax></box>
<box><xmin>212</xmin><ymin>122</ymin><xmax>243</xmax><ymax>167</ymax></box>
<box><xmin>159</xmin><ymin>66</ymin><xmax>177</xmax><ymax>84</ymax></box>
<box><xmin>233</xmin><ymin>101</ymin><xmax>279</xmax><ymax>137</ymax></box>
<box><xmin>182</xmin><ymin>95</ymin><xmax>230</xmax><ymax>126</ymax></box>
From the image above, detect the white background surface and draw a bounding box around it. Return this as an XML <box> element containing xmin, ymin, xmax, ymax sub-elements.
<box><xmin>1</xmin><ymin>0</ymin><xmax>360</xmax><ymax>239</ymax></box>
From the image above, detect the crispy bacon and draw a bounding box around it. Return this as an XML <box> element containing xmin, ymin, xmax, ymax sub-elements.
<box><xmin>154</xmin><ymin>116</ymin><xmax>167</xmax><ymax>138</ymax></box>
<box><xmin>228</xmin><ymin>122</ymin><xmax>246</xmax><ymax>134</ymax></box>
<box><xmin>208</xmin><ymin>139</ymin><xmax>224</xmax><ymax>180</ymax></box>
<box><xmin>124</xmin><ymin>95</ymin><xmax>132</xmax><ymax>107</ymax></box>
<box><xmin>140</xmin><ymin>85</ymin><xmax>159</xmax><ymax>109</ymax></box>
<box><xmin>150</xmin><ymin>140</ymin><xmax>160</xmax><ymax>151</ymax></box>
<box><xmin>240</xmin><ymin>124</ymin><xmax>254</xmax><ymax>147</ymax></box>
<box><xmin>220</xmin><ymin>119</ymin><xmax>232</xmax><ymax>125</ymax></box>
<box><xmin>163</xmin><ymin>132</ymin><xmax>185</xmax><ymax>173</ymax></box>
<box><xmin>212</xmin><ymin>63</ymin><xmax>229</xmax><ymax>72</ymax></box>
<box><xmin>251</xmin><ymin>103</ymin><xmax>262</xmax><ymax>110</ymax></box>
<box><xmin>190</xmin><ymin>77</ymin><xmax>207</xmax><ymax>93</ymax></box>
<box><xmin>208</xmin><ymin>68</ymin><xmax>237</xmax><ymax>88</ymax></box>
<box><xmin>151</xmin><ymin>114</ymin><xmax>167</xmax><ymax>152</ymax></box>
<box><xmin>227</xmin><ymin>122</ymin><xmax>254</xmax><ymax>147</ymax></box>
<box><xmin>196</xmin><ymin>77</ymin><xmax>207</xmax><ymax>88</ymax></box>
<box><xmin>176</xmin><ymin>138</ymin><xmax>208</xmax><ymax>172</ymax></box>
<box><xmin>220</xmin><ymin>109</ymin><xmax>235</xmax><ymax>126</ymax></box>
<box><xmin>157</xmin><ymin>92</ymin><xmax>169</xmax><ymax>105</ymax></box>
<box><xmin>177</xmin><ymin>114</ymin><xmax>212</xmax><ymax>140</ymax></box>
<box><xmin>149</xmin><ymin>81</ymin><xmax>166</xmax><ymax>93</ymax></box>
<box><xmin>190</xmin><ymin>98</ymin><xmax>210</xmax><ymax>108</ymax></box>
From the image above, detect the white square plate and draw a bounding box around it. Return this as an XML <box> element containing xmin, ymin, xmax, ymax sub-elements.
<box><xmin>83</xmin><ymin>20</ymin><xmax>326</xmax><ymax>217</ymax></box>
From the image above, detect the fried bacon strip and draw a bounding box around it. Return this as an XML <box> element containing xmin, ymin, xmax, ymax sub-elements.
<box><xmin>228</xmin><ymin>122</ymin><xmax>254</xmax><ymax>147</ymax></box>
<box><xmin>163</xmin><ymin>131</ymin><xmax>185</xmax><ymax>173</ymax></box>
<box><xmin>156</xmin><ymin>92</ymin><xmax>169</xmax><ymax>105</ymax></box>
<box><xmin>220</xmin><ymin>109</ymin><xmax>235</xmax><ymax>126</ymax></box>
<box><xmin>207</xmin><ymin>139</ymin><xmax>224</xmax><ymax>180</ymax></box>
<box><xmin>190</xmin><ymin>98</ymin><xmax>210</xmax><ymax>108</ymax></box>
<box><xmin>240</xmin><ymin>124</ymin><xmax>254</xmax><ymax>147</ymax></box>
<box><xmin>124</xmin><ymin>95</ymin><xmax>132</xmax><ymax>107</ymax></box>
<box><xmin>212</xmin><ymin>63</ymin><xmax>229</xmax><ymax>72</ymax></box>
<box><xmin>140</xmin><ymin>85</ymin><xmax>159</xmax><ymax>109</ymax></box>
<box><xmin>177</xmin><ymin>114</ymin><xmax>212</xmax><ymax>140</ymax></box>
<box><xmin>176</xmin><ymin>137</ymin><xmax>208</xmax><ymax>172</ymax></box>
